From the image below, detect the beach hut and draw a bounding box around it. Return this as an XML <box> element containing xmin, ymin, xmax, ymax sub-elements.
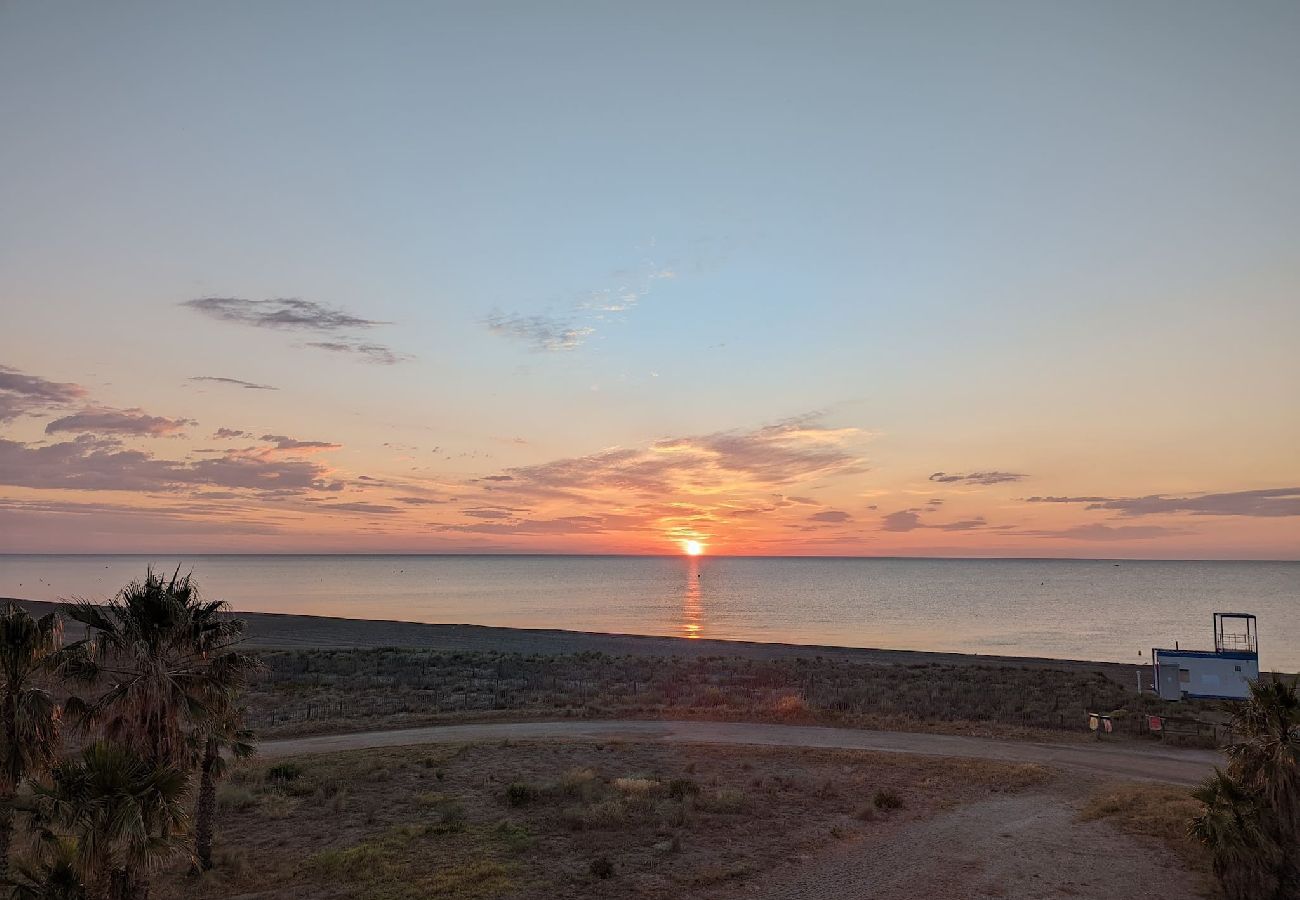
<box><xmin>1152</xmin><ymin>613</ymin><xmax>1259</xmax><ymax>701</ymax></box>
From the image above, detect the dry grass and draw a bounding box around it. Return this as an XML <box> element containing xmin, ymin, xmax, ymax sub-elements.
<box><xmin>149</xmin><ymin>740</ymin><xmax>1050</xmax><ymax>900</ymax></box>
<box><xmin>1079</xmin><ymin>782</ymin><xmax>1209</xmax><ymax>876</ymax></box>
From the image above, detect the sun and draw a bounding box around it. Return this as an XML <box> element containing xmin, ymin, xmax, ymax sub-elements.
<box><xmin>682</xmin><ymin>540</ymin><xmax>704</xmax><ymax>556</ymax></box>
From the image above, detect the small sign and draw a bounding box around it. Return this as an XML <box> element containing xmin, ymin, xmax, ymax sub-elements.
<box><xmin>1148</xmin><ymin>715</ymin><xmax>1163</xmax><ymax>732</ymax></box>
<box><xmin>1089</xmin><ymin>714</ymin><xmax>1099</xmax><ymax>731</ymax></box>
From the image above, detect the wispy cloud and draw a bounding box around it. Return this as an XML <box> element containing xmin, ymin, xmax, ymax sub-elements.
<box><xmin>183</xmin><ymin>297</ymin><xmax>385</xmax><ymax>331</ymax></box>
<box><xmin>45</xmin><ymin>408</ymin><xmax>195</xmax><ymax>437</ymax></box>
<box><xmin>880</xmin><ymin>508</ymin><xmax>993</xmax><ymax>533</ymax></box>
<box><xmin>304</xmin><ymin>341</ymin><xmax>412</xmax><ymax>365</ymax></box>
<box><xmin>1023</xmin><ymin>523</ymin><xmax>1188</xmax><ymax>541</ymax></box>
<box><xmin>484</xmin><ymin>313</ymin><xmax>594</xmax><ymax>352</ymax></box>
<box><xmin>929</xmin><ymin>471</ymin><xmax>1027</xmax><ymax>486</ymax></box>
<box><xmin>578</xmin><ymin>267</ymin><xmax>675</xmax><ymax>315</ymax></box>
<box><xmin>488</xmin><ymin>415</ymin><xmax>865</xmax><ymax>499</ymax></box>
<box><xmin>881</xmin><ymin>510</ymin><xmax>923</xmax><ymax>532</ymax></box>
<box><xmin>0</xmin><ymin>497</ymin><xmax>283</xmax><ymax>537</ymax></box>
<box><xmin>439</xmin><ymin>514</ymin><xmax>612</xmax><ymax>535</ymax></box>
<box><xmin>213</xmin><ymin>427</ymin><xmax>251</xmax><ymax>439</ymax></box>
<box><xmin>434</xmin><ymin>414</ymin><xmax>870</xmax><ymax>546</ymax></box>
<box><xmin>189</xmin><ymin>376</ymin><xmax>278</xmax><ymax>390</ymax></box>
<box><xmin>323</xmin><ymin>501</ymin><xmax>403</xmax><ymax>515</ymax></box>
<box><xmin>0</xmin><ymin>436</ymin><xmax>343</xmax><ymax>495</ymax></box>
<box><xmin>183</xmin><ymin>298</ymin><xmax>410</xmax><ymax>365</ymax></box>
<box><xmin>485</xmin><ymin>256</ymin><xmax>676</xmax><ymax>352</ymax></box>
<box><xmin>1025</xmin><ymin>488</ymin><xmax>1300</xmax><ymax>518</ymax></box>
<box><xmin>0</xmin><ymin>365</ymin><xmax>87</xmax><ymax>422</ymax></box>
<box><xmin>259</xmin><ymin>434</ymin><xmax>342</xmax><ymax>454</ymax></box>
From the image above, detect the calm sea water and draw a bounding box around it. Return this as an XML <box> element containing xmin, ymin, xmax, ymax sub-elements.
<box><xmin>2</xmin><ymin>555</ymin><xmax>1297</xmax><ymax>670</ymax></box>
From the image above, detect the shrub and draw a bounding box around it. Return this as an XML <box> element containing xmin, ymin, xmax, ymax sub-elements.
<box><xmin>267</xmin><ymin>761</ymin><xmax>304</xmax><ymax>783</ymax></box>
<box><xmin>667</xmin><ymin>777</ymin><xmax>700</xmax><ymax>800</ymax></box>
<box><xmin>560</xmin><ymin>799</ymin><xmax>628</xmax><ymax>831</ymax></box>
<box><xmin>556</xmin><ymin>768</ymin><xmax>602</xmax><ymax>802</ymax></box>
<box><xmin>589</xmin><ymin>856</ymin><xmax>614</xmax><ymax>879</ymax></box>
<box><xmin>217</xmin><ymin>784</ymin><xmax>258</xmax><ymax>812</ymax></box>
<box><xmin>493</xmin><ymin>820</ymin><xmax>536</xmax><ymax>853</ymax></box>
<box><xmin>613</xmin><ymin>777</ymin><xmax>660</xmax><ymax>795</ymax></box>
<box><xmin>698</xmin><ymin>788</ymin><xmax>748</xmax><ymax>814</ymax></box>
<box><xmin>506</xmin><ymin>781</ymin><xmax>540</xmax><ymax>807</ymax></box>
<box><xmin>437</xmin><ymin>802</ymin><xmax>467</xmax><ymax>832</ymax></box>
<box><xmin>873</xmin><ymin>789</ymin><xmax>905</xmax><ymax>811</ymax></box>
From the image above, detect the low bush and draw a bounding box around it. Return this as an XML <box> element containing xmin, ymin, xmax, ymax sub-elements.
<box><xmin>216</xmin><ymin>784</ymin><xmax>258</xmax><ymax>812</ymax></box>
<box><xmin>555</xmin><ymin>767</ymin><xmax>602</xmax><ymax>802</ymax></box>
<box><xmin>266</xmin><ymin>761</ymin><xmax>304</xmax><ymax>783</ymax></box>
<box><xmin>667</xmin><ymin>777</ymin><xmax>700</xmax><ymax>800</ymax></box>
<box><xmin>492</xmin><ymin>820</ymin><xmax>536</xmax><ymax>853</ymax></box>
<box><xmin>873</xmin><ymin>789</ymin><xmax>905</xmax><ymax>811</ymax></box>
<box><xmin>613</xmin><ymin>777</ymin><xmax>660</xmax><ymax>795</ymax></box>
<box><xmin>505</xmin><ymin>781</ymin><xmax>539</xmax><ymax>807</ymax></box>
<box><xmin>697</xmin><ymin>788</ymin><xmax>748</xmax><ymax>814</ymax></box>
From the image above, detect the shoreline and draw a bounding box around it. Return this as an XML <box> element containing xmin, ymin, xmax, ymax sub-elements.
<box><xmin>11</xmin><ymin>597</ymin><xmax>1143</xmax><ymax>677</ymax></box>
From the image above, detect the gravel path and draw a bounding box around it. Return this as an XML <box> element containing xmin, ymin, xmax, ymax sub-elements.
<box><xmin>742</xmin><ymin>792</ymin><xmax>1203</xmax><ymax>900</ymax></box>
<box><xmin>260</xmin><ymin>719</ymin><xmax>1218</xmax><ymax>785</ymax></box>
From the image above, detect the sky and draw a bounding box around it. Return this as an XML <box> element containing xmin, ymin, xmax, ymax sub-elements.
<box><xmin>1</xmin><ymin>1</ymin><xmax>1298</xmax><ymax>558</ymax></box>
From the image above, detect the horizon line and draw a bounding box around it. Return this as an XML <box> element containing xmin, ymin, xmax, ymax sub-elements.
<box><xmin>2</xmin><ymin>552</ymin><xmax>1296</xmax><ymax>563</ymax></box>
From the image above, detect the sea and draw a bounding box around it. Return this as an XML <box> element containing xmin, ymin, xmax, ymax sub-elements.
<box><xmin>2</xmin><ymin>555</ymin><xmax>1297</xmax><ymax>671</ymax></box>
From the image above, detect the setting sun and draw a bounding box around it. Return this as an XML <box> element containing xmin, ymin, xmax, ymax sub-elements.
<box><xmin>682</xmin><ymin>540</ymin><xmax>704</xmax><ymax>556</ymax></box>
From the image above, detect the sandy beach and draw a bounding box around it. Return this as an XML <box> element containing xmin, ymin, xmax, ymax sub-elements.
<box><xmin>12</xmin><ymin>597</ymin><xmax>1145</xmax><ymax>677</ymax></box>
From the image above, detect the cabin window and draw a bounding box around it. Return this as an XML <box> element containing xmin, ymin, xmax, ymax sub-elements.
<box><xmin>1179</xmin><ymin>669</ymin><xmax>1190</xmax><ymax>683</ymax></box>
<box><xmin>1235</xmin><ymin>665</ymin><xmax>1242</xmax><ymax>672</ymax></box>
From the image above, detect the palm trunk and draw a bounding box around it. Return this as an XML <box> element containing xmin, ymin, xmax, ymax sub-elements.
<box><xmin>0</xmin><ymin>791</ymin><xmax>13</xmax><ymax>887</ymax></box>
<box><xmin>194</xmin><ymin>738</ymin><xmax>219</xmax><ymax>871</ymax></box>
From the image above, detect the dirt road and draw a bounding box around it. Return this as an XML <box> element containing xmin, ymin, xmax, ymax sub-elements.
<box><xmin>261</xmin><ymin>719</ymin><xmax>1218</xmax><ymax>785</ymax></box>
<box><xmin>744</xmin><ymin>791</ymin><xmax>1203</xmax><ymax>900</ymax></box>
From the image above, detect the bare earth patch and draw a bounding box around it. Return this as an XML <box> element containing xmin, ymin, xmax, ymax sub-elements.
<box><xmin>745</xmin><ymin>789</ymin><xmax>1210</xmax><ymax>900</ymax></box>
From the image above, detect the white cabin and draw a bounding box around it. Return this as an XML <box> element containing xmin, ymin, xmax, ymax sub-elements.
<box><xmin>1153</xmin><ymin>613</ymin><xmax>1259</xmax><ymax>702</ymax></box>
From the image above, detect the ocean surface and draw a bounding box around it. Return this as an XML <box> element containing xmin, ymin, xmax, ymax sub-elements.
<box><xmin>2</xmin><ymin>555</ymin><xmax>1297</xmax><ymax>670</ymax></box>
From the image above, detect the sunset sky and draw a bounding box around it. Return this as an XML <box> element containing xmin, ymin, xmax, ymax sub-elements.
<box><xmin>2</xmin><ymin>2</ymin><xmax>1297</xmax><ymax>558</ymax></box>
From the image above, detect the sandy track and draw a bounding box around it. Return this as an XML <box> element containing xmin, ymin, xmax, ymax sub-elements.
<box><xmin>260</xmin><ymin>719</ymin><xmax>1218</xmax><ymax>785</ymax></box>
<box><xmin>743</xmin><ymin>792</ymin><xmax>1203</xmax><ymax>900</ymax></box>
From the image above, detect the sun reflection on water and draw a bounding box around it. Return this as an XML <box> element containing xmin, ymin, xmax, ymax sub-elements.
<box><xmin>681</xmin><ymin>555</ymin><xmax>703</xmax><ymax>639</ymax></box>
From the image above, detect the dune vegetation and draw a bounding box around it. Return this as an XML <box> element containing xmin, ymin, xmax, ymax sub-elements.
<box><xmin>242</xmin><ymin>644</ymin><xmax>1220</xmax><ymax>743</ymax></box>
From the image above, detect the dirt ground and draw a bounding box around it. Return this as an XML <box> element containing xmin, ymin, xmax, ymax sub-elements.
<box><xmin>747</xmin><ymin>789</ymin><xmax>1207</xmax><ymax>900</ymax></box>
<box><xmin>152</xmin><ymin>740</ymin><xmax>1054</xmax><ymax>900</ymax></box>
<box><xmin>146</xmin><ymin>739</ymin><xmax>1210</xmax><ymax>900</ymax></box>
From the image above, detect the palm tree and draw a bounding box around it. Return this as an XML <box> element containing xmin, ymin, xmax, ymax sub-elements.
<box><xmin>190</xmin><ymin>706</ymin><xmax>255</xmax><ymax>873</ymax></box>
<box><xmin>59</xmin><ymin>568</ymin><xmax>251</xmax><ymax>768</ymax></box>
<box><xmin>0</xmin><ymin>604</ymin><xmax>62</xmax><ymax>887</ymax></box>
<box><xmin>57</xmin><ymin>569</ymin><xmax>258</xmax><ymax>890</ymax></box>
<box><xmin>1191</xmin><ymin>676</ymin><xmax>1300</xmax><ymax>900</ymax></box>
<box><xmin>1191</xmin><ymin>769</ymin><xmax>1280</xmax><ymax>900</ymax></box>
<box><xmin>9</xmin><ymin>838</ymin><xmax>84</xmax><ymax>900</ymax></box>
<box><xmin>26</xmin><ymin>742</ymin><xmax>189</xmax><ymax>900</ymax></box>
<box><xmin>1224</xmin><ymin>676</ymin><xmax>1300</xmax><ymax>896</ymax></box>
